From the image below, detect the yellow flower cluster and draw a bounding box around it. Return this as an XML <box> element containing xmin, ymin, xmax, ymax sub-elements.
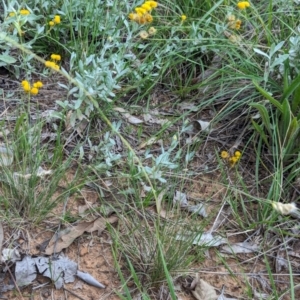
<box><xmin>9</xmin><ymin>9</ymin><xmax>30</xmax><ymax>17</ymax></box>
<box><xmin>21</xmin><ymin>80</ymin><xmax>43</xmax><ymax>95</ymax></box>
<box><xmin>227</xmin><ymin>14</ymin><xmax>242</xmax><ymax>30</ymax></box>
<box><xmin>220</xmin><ymin>150</ymin><xmax>242</xmax><ymax>167</ymax></box>
<box><xmin>45</xmin><ymin>53</ymin><xmax>61</xmax><ymax>70</ymax></box>
<box><xmin>129</xmin><ymin>1</ymin><xmax>158</xmax><ymax>25</ymax></box>
<box><xmin>237</xmin><ymin>1</ymin><xmax>250</xmax><ymax>10</ymax></box>
<box><xmin>49</xmin><ymin>15</ymin><xmax>61</xmax><ymax>26</ymax></box>
<box><xmin>50</xmin><ymin>54</ymin><xmax>61</xmax><ymax>61</ymax></box>
<box><xmin>181</xmin><ymin>15</ymin><xmax>187</xmax><ymax>22</ymax></box>
<box><xmin>45</xmin><ymin>61</ymin><xmax>59</xmax><ymax>70</ymax></box>
<box><xmin>20</xmin><ymin>9</ymin><xmax>30</xmax><ymax>15</ymax></box>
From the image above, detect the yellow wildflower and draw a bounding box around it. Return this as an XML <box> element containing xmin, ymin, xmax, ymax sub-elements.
<box><xmin>30</xmin><ymin>87</ymin><xmax>39</xmax><ymax>95</ymax></box>
<box><xmin>229</xmin><ymin>156</ymin><xmax>239</xmax><ymax>167</ymax></box>
<box><xmin>51</xmin><ymin>54</ymin><xmax>61</xmax><ymax>61</ymax></box>
<box><xmin>139</xmin><ymin>30</ymin><xmax>149</xmax><ymax>39</ymax></box>
<box><xmin>145</xmin><ymin>1</ymin><xmax>158</xmax><ymax>8</ymax></box>
<box><xmin>135</xmin><ymin>16</ymin><xmax>144</xmax><ymax>24</ymax></box>
<box><xmin>53</xmin><ymin>64</ymin><xmax>60</xmax><ymax>70</ymax></box>
<box><xmin>23</xmin><ymin>86</ymin><xmax>31</xmax><ymax>92</ymax></box>
<box><xmin>237</xmin><ymin>1</ymin><xmax>250</xmax><ymax>9</ymax></box>
<box><xmin>144</xmin><ymin>13</ymin><xmax>153</xmax><ymax>23</ymax></box>
<box><xmin>234</xmin><ymin>150</ymin><xmax>241</xmax><ymax>158</ymax></box>
<box><xmin>135</xmin><ymin>7</ymin><xmax>147</xmax><ymax>15</ymax></box>
<box><xmin>45</xmin><ymin>60</ymin><xmax>60</xmax><ymax>70</ymax></box>
<box><xmin>129</xmin><ymin>13</ymin><xmax>138</xmax><ymax>21</ymax></box>
<box><xmin>53</xmin><ymin>15</ymin><xmax>61</xmax><ymax>24</ymax></box>
<box><xmin>181</xmin><ymin>14</ymin><xmax>187</xmax><ymax>21</ymax></box>
<box><xmin>9</xmin><ymin>12</ymin><xmax>16</xmax><ymax>17</ymax></box>
<box><xmin>49</xmin><ymin>21</ymin><xmax>55</xmax><ymax>26</ymax></box>
<box><xmin>45</xmin><ymin>61</ymin><xmax>53</xmax><ymax>67</ymax></box>
<box><xmin>20</xmin><ymin>9</ymin><xmax>30</xmax><ymax>15</ymax></box>
<box><xmin>135</xmin><ymin>11</ymin><xmax>143</xmax><ymax>17</ymax></box>
<box><xmin>148</xmin><ymin>26</ymin><xmax>157</xmax><ymax>35</ymax></box>
<box><xmin>220</xmin><ymin>151</ymin><xmax>229</xmax><ymax>159</ymax></box>
<box><xmin>21</xmin><ymin>80</ymin><xmax>29</xmax><ymax>87</ymax></box>
<box><xmin>33</xmin><ymin>81</ymin><xmax>43</xmax><ymax>88</ymax></box>
<box><xmin>234</xmin><ymin>19</ymin><xmax>242</xmax><ymax>30</ymax></box>
<box><xmin>21</xmin><ymin>80</ymin><xmax>31</xmax><ymax>92</ymax></box>
<box><xmin>141</xmin><ymin>3</ymin><xmax>152</xmax><ymax>11</ymax></box>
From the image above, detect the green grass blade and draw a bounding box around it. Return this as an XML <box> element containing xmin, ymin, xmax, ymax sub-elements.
<box><xmin>281</xmin><ymin>72</ymin><xmax>300</xmax><ymax>109</ymax></box>
<box><xmin>250</xmin><ymin>103</ymin><xmax>272</xmax><ymax>136</ymax></box>
<box><xmin>111</xmin><ymin>247</ymin><xmax>133</xmax><ymax>300</ymax></box>
<box><xmin>251</xmin><ymin>119</ymin><xmax>270</xmax><ymax>147</ymax></box>
<box><xmin>157</xmin><ymin>240</ymin><xmax>177</xmax><ymax>300</ymax></box>
<box><xmin>253</xmin><ymin>80</ymin><xmax>283</xmax><ymax>112</ymax></box>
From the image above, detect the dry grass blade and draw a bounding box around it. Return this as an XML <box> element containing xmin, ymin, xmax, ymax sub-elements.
<box><xmin>0</xmin><ymin>222</ymin><xmax>3</xmax><ymax>255</ymax></box>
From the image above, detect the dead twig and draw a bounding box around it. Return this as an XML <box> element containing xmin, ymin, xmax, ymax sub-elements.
<box><xmin>63</xmin><ymin>287</ymin><xmax>85</xmax><ymax>300</ymax></box>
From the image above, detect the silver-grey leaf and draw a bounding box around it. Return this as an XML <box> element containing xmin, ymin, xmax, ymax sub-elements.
<box><xmin>34</xmin><ymin>256</ymin><xmax>77</xmax><ymax>289</ymax></box>
<box><xmin>176</xmin><ymin>232</ymin><xmax>227</xmax><ymax>247</ymax></box>
<box><xmin>76</xmin><ymin>270</ymin><xmax>106</xmax><ymax>289</ymax></box>
<box><xmin>2</xmin><ymin>248</ymin><xmax>21</xmax><ymax>262</ymax></box>
<box><xmin>15</xmin><ymin>256</ymin><xmax>37</xmax><ymax>287</ymax></box>
<box><xmin>173</xmin><ymin>191</ymin><xmax>188</xmax><ymax>207</ymax></box>
<box><xmin>187</xmin><ymin>203</ymin><xmax>208</xmax><ymax>217</ymax></box>
<box><xmin>221</xmin><ymin>242</ymin><xmax>259</xmax><ymax>254</ymax></box>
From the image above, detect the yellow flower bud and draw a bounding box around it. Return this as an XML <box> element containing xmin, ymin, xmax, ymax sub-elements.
<box><xmin>30</xmin><ymin>87</ymin><xmax>39</xmax><ymax>95</ymax></box>
<box><xmin>220</xmin><ymin>151</ymin><xmax>229</xmax><ymax>159</ymax></box>
<box><xmin>53</xmin><ymin>15</ymin><xmax>61</xmax><ymax>24</ymax></box>
<box><xmin>145</xmin><ymin>1</ymin><xmax>158</xmax><ymax>8</ymax></box>
<box><xmin>34</xmin><ymin>81</ymin><xmax>43</xmax><ymax>88</ymax></box>
<box><xmin>144</xmin><ymin>13</ymin><xmax>153</xmax><ymax>23</ymax></box>
<box><xmin>237</xmin><ymin>1</ymin><xmax>250</xmax><ymax>10</ymax></box>
<box><xmin>135</xmin><ymin>7</ymin><xmax>147</xmax><ymax>15</ymax></box>
<box><xmin>141</xmin><ymin>3</ymin><xmax>152</xmax><ymax>11</ymax></box>
<box><xmin>20</xmin><ymin>9</ymin><xmax>30</xmax><ymax>15</ymax></box>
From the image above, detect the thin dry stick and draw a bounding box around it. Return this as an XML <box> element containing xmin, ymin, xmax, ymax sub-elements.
<box><xmin>63</xmin><ymin>287</ymin><xmax>85</xmax><ymax>300</ymax></box>
<box><xmin>3</xmin><ymin>260</ymin><xmax>25</xmax><ymax>300</ymax></box>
